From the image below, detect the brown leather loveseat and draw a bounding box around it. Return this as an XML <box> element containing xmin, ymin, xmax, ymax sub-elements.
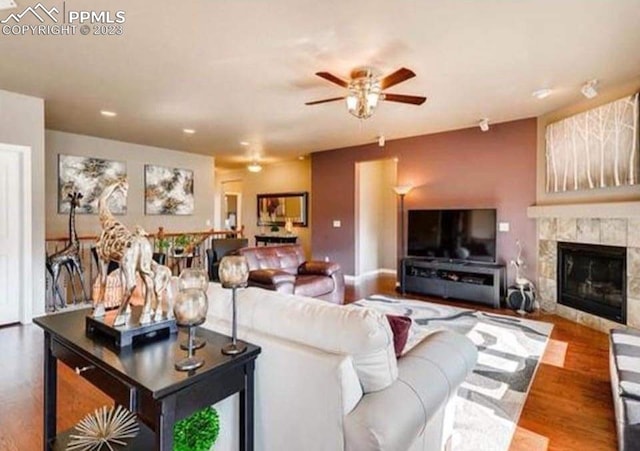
<box><xmin>237</xmin><ymin>244</ymin><xmax>345</xmax><ymax>304</ymax></box>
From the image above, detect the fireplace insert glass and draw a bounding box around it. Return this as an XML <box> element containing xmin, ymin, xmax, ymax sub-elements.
<box><xmin>557</xmin><ymin>241</ymin><xmax>626</xmax><ymax>324</ymax></box>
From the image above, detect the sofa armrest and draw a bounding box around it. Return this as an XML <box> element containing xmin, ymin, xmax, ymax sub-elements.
<box><xmin>249</xmin><ymin>269</ymin><xmax>296</xmax><ymax>291</ymax></box>
<box><xmin>299</xmin><ymin>261</ymin><xmax>341</xmax><ymax>277</ymax></box>
<box><xmin>344</xmin><ymin>331</ymin><xmax>477</xmax><ymax>451</ymax></box>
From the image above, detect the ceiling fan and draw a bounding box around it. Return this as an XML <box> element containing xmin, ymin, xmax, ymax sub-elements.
<box><xmin>306</xmin><ymin>67</ymin><xmax>427</xmax><ymax>119</ymax></box>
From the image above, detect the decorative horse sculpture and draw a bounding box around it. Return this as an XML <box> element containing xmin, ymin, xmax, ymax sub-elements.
<box><xmin>94</xmin><ymin>181</ymin><xmax>156</xmax><ymax>326</ymax></box>
<box><xmin>150</xmin><ymin>260</ymin><xmax>174</xmax><ymax>320</ymax></box>
<box><xmin>46</xmin><ymin>192</ymin><xmax>89</xmax><ymax>311</ymax></box>
<box><xmin>135</xmin><ymin>225</ymin><xmax>174</xmax><ymax>320</ymax></box>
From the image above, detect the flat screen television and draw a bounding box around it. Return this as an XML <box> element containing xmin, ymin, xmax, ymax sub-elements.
<box><xmin>407</xmin><ymin>209</ymin><xmax>497</xmax><ymax>262</ymax></box>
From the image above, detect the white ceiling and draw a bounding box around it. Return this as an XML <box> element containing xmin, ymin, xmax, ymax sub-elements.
<box><xmin>1</xmin><ymin>0</ymin><xmax>639</xmax><ymax>168</ymax></box>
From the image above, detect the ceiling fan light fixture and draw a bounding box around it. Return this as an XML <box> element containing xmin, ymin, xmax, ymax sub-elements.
<box><xmin>307</xmin><ymin>66</ymin><xmax>425</xmax><ymax>119</ymax></box>
<box><xmin>367</xmin><ymin>91</ymin><xmax>380</xmax><ymax>109</ymax></box>
<box><xmin>345</xmin><ymin>76</ymin><xmax>381</xmax><ymax>119</ymax></box>
<box><xmin>346</xmin><ymin>94</ymin><xmax>358</xmax><ymax>112</ymax></box>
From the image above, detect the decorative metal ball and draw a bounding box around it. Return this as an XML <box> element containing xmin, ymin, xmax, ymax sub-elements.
<box><xmin>218</xmin><ymin>256</ymin><xmax>249</xmax><ymax>288</ymax></box>
<box><xmin>173</xmin><ymin>288</ymin><xmax>208</xmax><ymax>327</ymax></box>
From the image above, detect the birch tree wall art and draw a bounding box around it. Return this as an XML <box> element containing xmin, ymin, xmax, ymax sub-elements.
<box><xmin>545</xmin><ymin>92</ymin><xmax>639</xmax><ymax>193</ymax></box>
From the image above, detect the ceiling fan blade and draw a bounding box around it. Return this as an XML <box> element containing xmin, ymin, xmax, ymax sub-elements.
<box><xmin>382</xmin><ymin>93</ymin><xmax>427</xmax><ymax>105</ymax></box>
<box><xmin>380</xmin><ymin>68</ymin><xmax>416</xmax><ymax>89</ymax></box>
<box><xmin>305</xmin><ymin>97</ymin><xmax>345</xmax><ymax>105</ymax></box>
<box><xmin>315</xmin><ymin>72</ymin><xmax>349</xmax><ymax>88</ymax></box>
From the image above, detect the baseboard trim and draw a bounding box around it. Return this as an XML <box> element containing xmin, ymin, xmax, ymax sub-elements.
<box><xmin>378</xmin><ymin>268</ymin><xmax>397</xmax><ymax>275</ymax></box>
<box><xmin>345</xmin><ymin>268</ymin><xmax>397</xmax><ymax>285</ymax></box>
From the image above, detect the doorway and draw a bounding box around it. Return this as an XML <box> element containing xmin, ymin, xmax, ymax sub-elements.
<box><xmin>354</xmin><ymin>159</ymin><xmax>397</xmax><ymax>279</ymax></box>
<box><xmin>224</xmin><ymin>193</ymin><xmax>241</xmax><ymax>231</ymax></box>
<box><xmin>0</xmin><ymin>143</ymin><xmax>32</xmax><ymax>325</ymax></box>
<box><xmin>220</xmin><ymin>180</ymin><xmax>243</xmax><ymax>232</ymax></box>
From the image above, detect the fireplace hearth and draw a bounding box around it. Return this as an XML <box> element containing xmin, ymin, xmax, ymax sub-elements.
<box><xmin>557</xmin><ymin>242</ymin><xmax>627</xmax><ymax>324</ymax></box>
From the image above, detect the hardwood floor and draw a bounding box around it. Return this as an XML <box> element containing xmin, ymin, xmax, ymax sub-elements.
<box><xmin>0</xmin><ymin>322</ymin><xmax>113</xmax><ymax>451</ymax></box>
<box><xmin>0</xmin><ymin>275</ymin><xmax>616</xmax><ymax>450</ymax></box>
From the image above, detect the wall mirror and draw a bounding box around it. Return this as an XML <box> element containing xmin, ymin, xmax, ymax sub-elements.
<box><xmin>257</xmin><ymin>192</ymin><xmax>308</xmax><ymax>227</ymax></box>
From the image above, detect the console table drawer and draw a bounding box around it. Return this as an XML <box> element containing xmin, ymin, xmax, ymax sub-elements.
<box><xmin>51</xmin><ymin>339</ymin><xmax>136</xmax><ymax>409</ymax></box>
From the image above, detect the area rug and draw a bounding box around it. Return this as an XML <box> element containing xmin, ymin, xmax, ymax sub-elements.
<box><xmin>354</xmin><ymin>294</ymin><xmax>553</xmax><ymax>451</ymax></box>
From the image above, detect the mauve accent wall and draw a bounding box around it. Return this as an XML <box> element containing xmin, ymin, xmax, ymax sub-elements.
<box><xmin>311</xmin><ymin>118</ymin><xmax>537</xmax><ymax>282</ymax></box>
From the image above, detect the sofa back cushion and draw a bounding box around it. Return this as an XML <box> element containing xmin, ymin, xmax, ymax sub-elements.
<box><xmin>238</xmin><ymin>244</ymin><xmax>305</xmax><ymax>275</ymax></box>
<box><xmin>206</xmin><ymin>283</ymin><xmax>398</xmax><ymax>392</ymax></box>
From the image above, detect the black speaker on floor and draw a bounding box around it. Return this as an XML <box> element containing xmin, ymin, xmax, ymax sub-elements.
<box><xmin>507</xmin><ymin>286</ymin><xmax>535</xmax><ymax>313</ymax></box>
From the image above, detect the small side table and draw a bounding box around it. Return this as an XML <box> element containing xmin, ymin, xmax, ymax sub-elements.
<box><xmin>34</xmin><ymin>308</ymin><xmax>260</xmax><ymax>451</ymax></box>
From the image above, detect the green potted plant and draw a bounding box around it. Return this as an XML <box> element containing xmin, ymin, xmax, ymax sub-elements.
<box><xmin>173</xmin><ymin>407</ymin><xmax>219</xmax><ymax>451</ymax></box>
<box><xmin>173</xmin><ymin>234</ymin><xmax>190</xmax><ymax>255</ymax></box>
<box><xmin>156</xmin><ymin>237</ymin><xmax>170</xmax><ymax>254</ymax></box>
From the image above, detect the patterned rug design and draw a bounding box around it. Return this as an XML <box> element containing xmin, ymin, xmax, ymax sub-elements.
<box><xmin>354</xmin><ymin>294</ymin><xmax>553</xmax><ymax>451</ymax></box>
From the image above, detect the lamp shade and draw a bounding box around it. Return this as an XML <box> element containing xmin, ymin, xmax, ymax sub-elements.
<box><xmin>393</xmin><ymin>184</ymin><xmax>413</xmax><ymax>196</ymax></box>
<box><xmin>219</xmin><ymin>256</ymin><xmax>250</xmax><ymax>288</ymax></box>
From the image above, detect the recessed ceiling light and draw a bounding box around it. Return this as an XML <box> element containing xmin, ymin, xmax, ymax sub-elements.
<box><xmin>247</xmin><ymin>161</ymin><xmax>262</xmax><ymax>173</ymax></box>
<box><xmin>532</xmin><ymin>88</ymin><xmax>552</xmax><ymax>99</ymax></box>
<box><xmin>100</xmin><ymin>110</ymin><xmax>117</xmax><ymax>117</ymax></box>
<box><xmin>183</xmin><ymin>128</ymin><xmax>196</xmax><ymax>134</ymax></box>
<box><xmin>240</xmin><ymin>141</ymin><xmax>250</xmax><ymax>146</ymax></box>
<box><xmin>298</xmin><ymin>155</ymin><xmax>305</xmax><ymax>160</ymax></box>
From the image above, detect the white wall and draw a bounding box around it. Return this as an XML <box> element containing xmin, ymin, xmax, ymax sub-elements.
<box><xmin>355</xmin><ymin>159</ymin><xmax>397</xmax><ymax>276</ymax></box>
<box><xmin>45</xmin><ymin>131</ymin><xmax>216</xmax><ymax>237</ymax></box>
<box><xmin>216</xmin><ymin>160</ymin><xmax>312</xmax><ymax>257</ymax></box>
<box><xmin>0</xmin><ymin>89</ymin><xmax>45</xmax><ymax>318</ymax></box>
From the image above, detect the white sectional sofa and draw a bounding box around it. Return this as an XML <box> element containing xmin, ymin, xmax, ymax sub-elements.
<box><xmin>610</xmin><ymin>328</ymin><xmax>640</xmax><ymax>450</ymax></box>
<box><xmin>203</xmin><ymin>283</ymin><xmax>477</xmax><ymax>451</ymax></box>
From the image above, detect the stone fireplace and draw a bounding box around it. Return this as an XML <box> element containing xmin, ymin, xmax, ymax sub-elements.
<box><xmin>528</xmin><ymin>203</ymin><xmax>640</xmax><ymax>332</ymax></box>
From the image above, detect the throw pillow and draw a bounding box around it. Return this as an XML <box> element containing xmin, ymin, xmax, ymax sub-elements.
<box><xmin>386</xmin><ymin>314</ymin><xmax>412</xmax><ymax>357</ymax></box>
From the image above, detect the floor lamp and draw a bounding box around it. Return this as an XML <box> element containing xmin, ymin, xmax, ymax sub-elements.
<box><xmin>393</xmin><ymin>185</ymin><xmax>413</xmax><ymax>286</ymax></box>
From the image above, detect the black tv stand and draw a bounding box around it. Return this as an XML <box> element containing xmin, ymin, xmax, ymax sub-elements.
<box><xmin>401</xmin><ymin>258</ymin><xmax>506</xmax><ymax>308</ymax></box>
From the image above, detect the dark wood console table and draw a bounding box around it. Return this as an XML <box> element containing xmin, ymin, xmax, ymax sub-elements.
<box><xmin>34</xmin><ymin>308</ymin><xmax>260</xmax><ymax>451</ymax></box>
<box><xmin>255</xmin><ymin>234</ymin><xmax>298</xmax><ymax>246</ymax></box>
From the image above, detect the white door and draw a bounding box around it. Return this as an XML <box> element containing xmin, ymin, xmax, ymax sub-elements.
<box><xmin>0</xmin><ymin>148</ymin><xmax>21</xmax><ymax>325</ymax></box>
